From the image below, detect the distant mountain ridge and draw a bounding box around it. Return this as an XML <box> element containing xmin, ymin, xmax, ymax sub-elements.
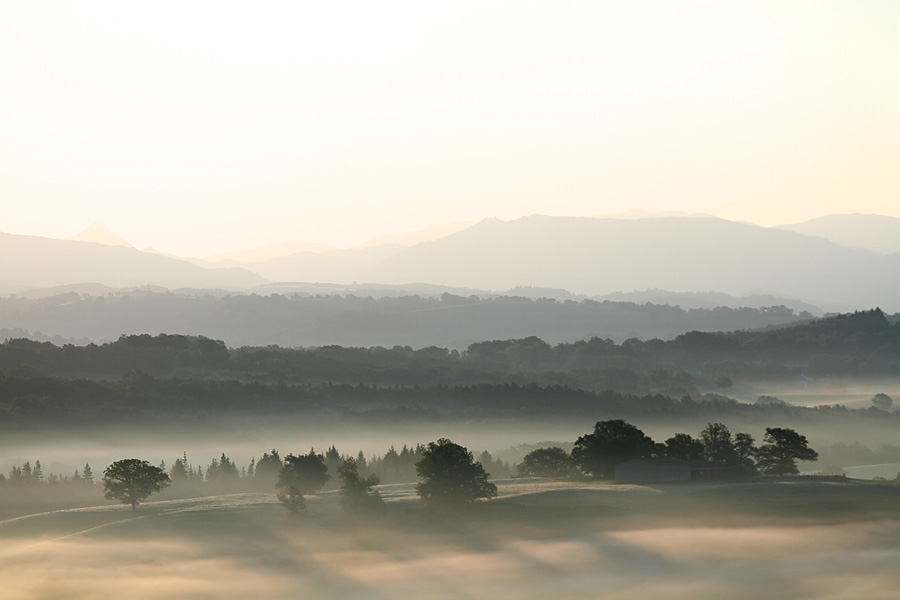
<box><xmin>10</xmin><ymin>213</ymin><xmax>900</xmax><ymax>312</ymax></box>
<box><xmin>0</xmin><ymin>231</ymin><xmax>266</xmax><ymax>293</ymax></box>
<box><xmin>361</xmin><ymin>215</ymin><xmax>900</xmax><ymax>311</ymax></box>
<box><xmin>63</xmin><ymin>222</ymin><xmax>133</xmax><ymax>247</ymax></box>
<box><xmin>777</xmin><ymin>213</ymin><xmax>900</xmax><ymax>254</ymax></box>
<box><xmin>597</xmin><ymin>290</ymin><xmax>822</xmax><ymax>314</ymax></box>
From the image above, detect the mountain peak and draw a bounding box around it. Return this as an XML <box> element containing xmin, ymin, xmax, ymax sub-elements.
<box><xmin>65</xmin><ymin>223</ymin><xmax>133</xmax><ymax>248</ymax></box>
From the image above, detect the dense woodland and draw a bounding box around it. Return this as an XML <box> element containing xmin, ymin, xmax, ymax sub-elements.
<box><xmin>1</xmin><ymin>307</ymin><xmax>898</xmax><ymax>384</ymax></box>
<box><xmin>0</xmin><ymin>310</ymin><xmax>898</xmax><ymax>431</ymax></box>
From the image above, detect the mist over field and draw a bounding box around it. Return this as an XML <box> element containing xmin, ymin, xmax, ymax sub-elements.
<box><xmin>3</xmin><ymin>480</ymin><xmax>900</xmax><ymax>600</ymax></box>
<box><xmin>5</xmin><ymin>1</ymin><xmax>900</xmax><ymax>597</ymax></box>
<box><xmin>6</xmin><ymin>310</ymin><xmax>900</xmax><ymax>600</ymax></box>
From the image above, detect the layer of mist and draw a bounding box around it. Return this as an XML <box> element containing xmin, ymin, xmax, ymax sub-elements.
<box><xmin>2</xmin><ymin>479</ymin><xmax>899</xmax><ymax>599</ymax></box>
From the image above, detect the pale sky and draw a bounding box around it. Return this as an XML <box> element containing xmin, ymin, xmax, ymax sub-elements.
<box><xmin>2</xmin><ymin>1</ymin><xmax>899</xmax><ymax>256</ymax></box>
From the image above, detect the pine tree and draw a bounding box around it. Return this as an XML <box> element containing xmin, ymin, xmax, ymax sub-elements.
<box><xmin>32</xmin><ymin>460</ymin><xmax>44</xmax><ymax>483</ymax></box>
<box><xmin>82</xmin><ymin>463</ymin><xmax>94</xmax><ymax>485</ymax></box>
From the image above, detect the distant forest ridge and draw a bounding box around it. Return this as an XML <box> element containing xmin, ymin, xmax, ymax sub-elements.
<box><xmin>2</xmin><ymin>309</ymin><xmax>899</xmax><ymax>395</ymax></box>
<box><xmin>0</xmin><ymin>290</ymin><xmax>820</xmax><ymax>349</ymax></box>
<box><xmin>2</xmin><ymin>358</ymin><xmax>897</xmax><ymax>433</ymax></box>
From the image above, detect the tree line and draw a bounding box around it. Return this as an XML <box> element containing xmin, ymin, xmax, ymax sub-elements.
<box><xmin>2</xmin><ymin>364</ymin><xmax>897</xmax><ymax>431</ymax></box>
<box><xmin>2</xmin><ymin>309</ymin><xmax>899</xmax><ymax>397</ymax></box>
<box><xmin>0</xmin><ymin>445</ymin><xmax>512</xmax><ymax>500</ymax></box>
<box><xmin>8</xmin><ymin>418</ymin><xmax>824</xmax><ymax>517</ymax></box>
<box><xmin>0</xmin><ymin>290</ymin><xmax>815</xmax><ymax>350</ymax></box>
<box><xmin>520</xmin><ymin>420</ymin><xmax>818</xmax><ymax>479</ymax></box>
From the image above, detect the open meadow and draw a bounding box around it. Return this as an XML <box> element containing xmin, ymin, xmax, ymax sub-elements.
<box><xmin>3</xmin><ymin>478</ymin><xmax>899</xmax><ymax>600</ymax></box>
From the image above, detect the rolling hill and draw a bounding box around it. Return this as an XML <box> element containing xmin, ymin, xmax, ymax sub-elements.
<box><xmin>0</xmin><ymin>231</ymin><xmax>267</xmax><ymax>293</ymax></box>
<box><xmin>777</xmin><ymin>213</ymin><xmax>900</xmax><ymax>254</ymax></box>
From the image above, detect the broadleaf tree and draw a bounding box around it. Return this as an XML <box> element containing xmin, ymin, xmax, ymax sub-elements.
<box><xmin>102</xmin><ymin>459</ymin><xmax>171</xmax><ymax>510</ymax></box>
<box><xmin>517</xmin><ymin>447</ymin><xmax>572</xmax><ymax>478</ymax></box>
<box><xmin>336</xmin><ymin>458</ymin><xmax>384</xmax><ymax>513</ymax></box>
<box><xmin>415</xmin><ymin>438</ymin><xmax>497</xmax><ymax>508</ymax></box>
<box><xmin>277</xmin><ymin>450</ymin><xmax>330</xmax><ymax>495</ymax></box>
<box><xmin>571</xmin><ymin>419</ymin><xmax>657</xmax><ymax>479</ymax></box>
<box><xmin>756</xmin><ymin>427</ymin><xmax>818</xmax><ymax>475</ymax></box>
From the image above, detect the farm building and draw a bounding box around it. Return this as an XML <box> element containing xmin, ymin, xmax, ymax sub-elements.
<box><xmin>686</xmin><ymin>458</ymin><xmax>732</xmax><ymax>480</ymax></box>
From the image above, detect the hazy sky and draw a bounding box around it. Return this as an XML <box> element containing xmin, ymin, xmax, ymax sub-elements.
<box><xmin>2</xmin><ymin>1</ymin><xmax>899</xmax><ymax>256</ymax></box>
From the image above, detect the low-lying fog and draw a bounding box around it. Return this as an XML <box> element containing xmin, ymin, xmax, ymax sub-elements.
<box><xmin>726</xmin><ymin>379</ymin><xmax>900</xmax><ymax>411</ymax></box>
<box><xmin>3</xmin><ymin>405</ymin><xmax>899</xmax><ymax>483</ymax></box>
<box><xmin>2</xmin><ymin>480</ymin><xmax>899</xmax><ymax>600</ymax></box>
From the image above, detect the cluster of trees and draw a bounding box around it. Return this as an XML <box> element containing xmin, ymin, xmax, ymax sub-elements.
<box><xmin>519</xmin><ymin>420</ymin><xmax>819</xmax><ymax>479</ymax></box>
<box><xmin>96</xmin><ymin>419</ymin><xmax>821</xmax><ymax>515</ymax></box>
<box><xmin>0</xmin><ymin>443</ymin><xmax>510</xmax><ymax>515</ymax></box>
<box><xmin>103</xmin><ymin>437</ymin><xmax>500</xmax><ymax>512</ymax></box>
<box><xmin>160</xmin><ymin>446</ymin><xmax>510</xmax><ymax>492</ymax></box>
<box><xmin>0</xmin><ymin>460</ymin><xmax>95</xmax><ymax>487</ymax></box>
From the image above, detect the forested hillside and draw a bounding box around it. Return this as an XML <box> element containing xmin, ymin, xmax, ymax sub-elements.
<box><xmin>0</xmin><ymin>310</ymin><xmax>898</xmax><ymax>433</ymax></box>
<box><xmin>0</xmin><ymin>291</ymin><xmax>814</xmax><ymax>348</ymax></box>
<box><xmin>1</xmin><ymin>309</ymin><xmax>895</xmax><ymax>386</ymax></box>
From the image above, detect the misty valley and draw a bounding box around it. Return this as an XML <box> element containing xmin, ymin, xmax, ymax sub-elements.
<box><xmin>7</xmin><ymin>1</ymin><xmax>900</xmax><ymax>596</ymax></box>
<box><xmin>3</xmin><ymin>308</ymin><xmax>900</xmax><ymax>599</ymax></box>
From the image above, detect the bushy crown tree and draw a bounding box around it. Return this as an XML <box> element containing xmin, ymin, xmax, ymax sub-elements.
<box><xmin>415</xmin><ymin>438</ymin><xmax>497</xmax><ymax>508</ymax></box>
<box><xmin>699</xmin><ymin>422</ymin><xmax>758</xmax><ymax>475</ymax></box>
<box><xmin>102</xmin><ymin>459</ymin><xmax>170</xmax><ymax>510</ymax></box>
<box><xmin>664</xmin><ymin>433</ymin><xmax>704</xmax><ymax>460</ymax></box>
<box><xmin>571</xmin><ymin>419</ymin><xmax>656</xmax><ymax>479</ymax></box>
<box><xmin>517</xmin><ymin>447</ymin><xmax>572</xmax><ymax>478</ymax></box>
<box><xmin>336</xmin><ymin>458</ymin><xmax>383</xmax><ymax>513</ymax></box>
<box><xmin>277</xmin><ymin>450</ymin><xmax>330</xmax><ymax>495</ymax></box>
<box><xmin>756</xmin><ymin>427</ymin><xmax>818</xmax><ymax>475</ymax></box>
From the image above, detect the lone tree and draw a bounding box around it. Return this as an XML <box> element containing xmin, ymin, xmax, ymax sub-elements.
<box><xmin>277</xmin><ymin>450</ymin><xmax>330</xmax><ymax>495</ymax></box>
<box><xmin>517</xmin><ymin>447</ymin><xmax>572</xmax><ymax>478</ymax></box>
<box><xmin>102</xmin><ymin>459</ymin><xmax>171</xmax><ymax>510</ymax></box>
<box><xmin>336</xmin><ymin>458</ymin><xmax>384</xmax><ymax>514</ymax></box>
<box><xmin>756</xmin><ymin>427</ymin><xmax>819</xmax><ymax>475</ymax></box>
<box><xmin>276</xmin><ymin>486</ymin><xmax>306</xmax><ymax>514</ymax></box>
<box><xmin>415</xmin><ymin>438</ymin><xmax>497</xmax><ymax>508</ymax></box>
<box><xmin>571</xmin><ymin>419</ymin><xmax>656</xmax><ymax>479</ymax></box>
<box><xmin>275</xmin><ymin>450</ymin><xmax>330</xmax><ymax>513</ymax></box>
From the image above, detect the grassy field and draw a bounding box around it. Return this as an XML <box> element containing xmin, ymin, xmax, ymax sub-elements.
<box><xmin>2</xmin><ymin>478</ymin><xmax>900</xmax><ymax>600</ymax></box>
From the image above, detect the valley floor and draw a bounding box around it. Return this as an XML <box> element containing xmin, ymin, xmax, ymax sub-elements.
<box><xmin>2</xmin><ymin>479</ymin><xmax>899</xmax><ymax>600</ymax></box>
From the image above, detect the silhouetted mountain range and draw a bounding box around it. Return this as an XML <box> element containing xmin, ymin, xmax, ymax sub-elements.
<box><xmin>0</xmin><ymin>232</ymin><xmax>265</xmax><ymax>293</ymax></box>
<box><xmin>6</xmin><ymin>214</ymin><xmax>900</xmax><ymax>312</ymax></box>
<box><xmin>63</xmin><ymin>222</ymin><xmax>133</xmax><ymax>247</ymax></box>
<box><xmin>777</xmin><ymin>214</ymin><xmax>900</xmax><ymax>254</ymax></box>
<box><xmin>362</xmin><ymin>216</ymin><xmax>900</xmax><ymax>311</ymax></box>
